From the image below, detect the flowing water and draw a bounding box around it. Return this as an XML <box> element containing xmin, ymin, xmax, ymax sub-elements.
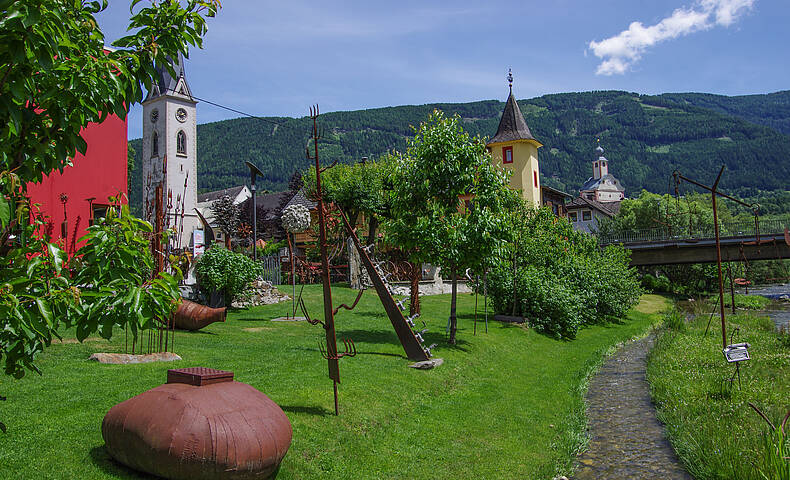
<box><xmin>739</xmin><ymin>283</ymin><xmax>790</xmax><ymax>331</ymax></box>
<box><xmin>677</xmin><ymin>283</ymin><xmax>790</xmax><ymax>331</ymax></box>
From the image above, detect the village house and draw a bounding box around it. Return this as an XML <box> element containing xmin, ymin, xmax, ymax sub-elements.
<box><xmin>26</xmin><ymin>48</ymin><xmax>128</xmax><ymax>253</ymax></box>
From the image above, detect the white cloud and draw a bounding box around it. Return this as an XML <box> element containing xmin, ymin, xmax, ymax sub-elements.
<box><xmin>588</xmin><ymin>0</ymin><xmax>754</xmax><ymax>75</ymax></box>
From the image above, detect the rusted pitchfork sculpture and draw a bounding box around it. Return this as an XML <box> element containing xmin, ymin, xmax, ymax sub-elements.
<box><xmin>302</xmin><ymin>104</ymin><xmax>358</xmax><ymax>415</ymax></box>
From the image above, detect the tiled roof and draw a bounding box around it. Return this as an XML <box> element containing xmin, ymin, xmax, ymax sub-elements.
<box><xmin>580</xmin><ymin>174</ymin><xmax>625</xmax><ymax>193</ymax></box>
<box><xmin>487</xmin><ymin>92</ymin><xmax>538</xmax><ymax>145</ymax></box>
<box><xmin>197</xmin><ymin>185</ymin><xmax>247</xmax><ymax>204</ymax></box>
<box><xmin>254</xmin><ymin>191</ymin><xmax>294</xmax><ymax>221</ymax></box>
<box><xmin>566</xmin><ymin>196</ymin><xmax>621</xmax><ymax>217</ymax></box>
<box><xmin>540</xmin><ymin>185</ymin><xmax>573</xmax><ymax>199</ymax></box>
<box><xmin>283</xmin><ymin>188</ymin><xmax>317</xmax><ymax>210</ymax></box>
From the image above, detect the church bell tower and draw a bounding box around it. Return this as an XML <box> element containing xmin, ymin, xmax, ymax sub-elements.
<box><xmin>141</xmin><ymin>53</ymin><xmax>200</xmax><ymax>248</ymax></box>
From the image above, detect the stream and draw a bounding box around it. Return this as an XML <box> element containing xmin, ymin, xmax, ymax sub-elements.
<box><xmin>679</xmin><ymin>283</ymin><xmax>790</xmax><ymax>331</ymax></box>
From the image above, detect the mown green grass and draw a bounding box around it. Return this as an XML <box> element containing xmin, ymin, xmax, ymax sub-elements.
<box><xmin>709</xmin><ymin>293</ymin><xmax>772</xmax><ymax>310</ymax></box>
<box><xmin>0</xmin><ymin>287</ymin><xmax>666</xmax><ymax>479</ymax></box>
<box><xmin>647</xmin><ymin>312</ymin><xmax>790</xmax><ymax>480</ymax></box>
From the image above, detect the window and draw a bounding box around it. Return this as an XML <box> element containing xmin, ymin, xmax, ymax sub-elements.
<box><xmin>90</xmin><ymin>204</ymin><xmax>116</xmax><ymax>226</ymax></box>
<box><xmin>151</xmin><ymin>131</ymin><xmax>159</xmax><ymax>157</ymax></box>
<box><xmin>533</xmin><ymin>170</ymin><xmax>538</xmax><ymax>188</ymax></box>
<box><xmin>582</xmin><ymin>210</ymin><xmax>592</xmax><ymax>221</ymax></box>
<box><xmin>569</xmin><ymin>212</ymin><xmax>578</xmax><ymax>222</ymax></box>
<box><xmin>176</xmin><ymin>130</ymin><xmax>187</xmax><ymax>156</ymax></box>
<box><xmin>502</xmin><ymin>146</ymin><xmax>513</xmax><ymax>164</ymax></box>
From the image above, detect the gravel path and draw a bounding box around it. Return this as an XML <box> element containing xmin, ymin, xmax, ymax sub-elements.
<box><xmin>574</xmin><ymin>334</ymin><xmax>692</xmax><ymax>479</ymax></box>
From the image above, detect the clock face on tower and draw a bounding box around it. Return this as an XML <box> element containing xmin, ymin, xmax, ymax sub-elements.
<box><xmin>150</xmin><ymin>109</ymin><xmax>159</xmax><ymax>123</ymax></box>
<box><xmin>176</xmin><ymin>108</ymin><xmax>187</xmax><ymax>123</ymax></box>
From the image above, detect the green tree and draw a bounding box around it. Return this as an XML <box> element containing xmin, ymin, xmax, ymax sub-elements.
<box><xmin>0</xmin><ymin>0</ymin><xmax>219</xmax><ymax>380</ymax></box>
<box><xmin>304</xmin><ymin>154</ymin><xmax>393</xmax><ymax>243</ymax></box>
<box><xmin>127</xmin><ymin>143</ymin><xmax>136</xmax><ymax>196</ymax></box>
<box><xmin>210</xmin><ymin>194</ymin><xmax>240</xmax><ymax>248</ymax></box>
<box><xmin>385</xmin><ymin>110</ymin><xmax>513</xmax><ymax>344</ymax></box>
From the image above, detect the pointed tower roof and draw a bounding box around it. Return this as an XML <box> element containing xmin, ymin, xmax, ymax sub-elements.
<box><xmin>487</xmin><ymin>71</ymin><xmax>539</xmax><ymax>146</ymax></box>
<box><xmin>144</xmin><ymin>53</ymin><xmax>194</xmax><ymax>102</ymax></box>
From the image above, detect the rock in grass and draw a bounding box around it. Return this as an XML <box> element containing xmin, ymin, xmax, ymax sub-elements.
<box><xmin>409</xmin><ymin>358</ymin><xmax>444</xmax><ymax>369</ymax></box>
<box><xmin>88</xmin><ymin>352</ymin><xmax>182</xmax><ymax>364</ymax></box>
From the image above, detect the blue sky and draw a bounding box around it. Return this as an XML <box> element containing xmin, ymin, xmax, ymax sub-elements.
<box><xmin>96</xmin><ymin>1</ymin><xmax>789</xmax><ymax>140</ymax></box>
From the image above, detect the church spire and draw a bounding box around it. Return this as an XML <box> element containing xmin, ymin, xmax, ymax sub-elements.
<box><xmin>144</xmin><ymin>52</ymin><xmax>194</xmax><ymax>102</ymax></box>
<box><xmin>487</xmin><ymin>70</ymin><xmax>537</xmax><ymax>145</ymax></box>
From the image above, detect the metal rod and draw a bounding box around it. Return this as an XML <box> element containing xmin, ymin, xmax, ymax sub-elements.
<box><xmin>728</xmin><ymin>264</ymin><xmax>736</xmax><ymax>315</ymax></box>
<box><xmin>675</xmin><ymin>167</ymin><xmax>731</xmax><ymax>350</ymax></box>
<box><xmin>288</xmin><ymin>232</ymin><xmax>296</xmax><ymax>318</ymax></box>
<box><xmin>309</xmin><ymin>105</ymin><xmax>341</xmax><ymax>386</ymax></box>
<box><xmin>333</xmin><ymin>380</ymin><xmax>339</xmax><ymax>416</ymax></box>
<box><xmin>252</xmin><ymin>180</ymin><xmax>257</xmax><ymax>261</ymax></box>
<box><xmin>710</xmin><ymin>166</ymin><xmax>728</xmax><ymax>350</ymax></box>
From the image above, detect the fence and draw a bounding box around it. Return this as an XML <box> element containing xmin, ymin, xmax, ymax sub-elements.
<box><xmin>598</xmin><ymin>216</ymin><xmax>790</xmax><ymax>246</ymax></box>
<box><xmin>259</xmin><ymin>254</ymin><xmax>281</xmax><ymax>285</ymax></box>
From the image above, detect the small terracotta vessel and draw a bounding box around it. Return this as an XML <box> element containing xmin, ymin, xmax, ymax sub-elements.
<box><xmin>173</xmin><ymin>299</ymin><xmax>226</xmax><ymax>331</ymax></box>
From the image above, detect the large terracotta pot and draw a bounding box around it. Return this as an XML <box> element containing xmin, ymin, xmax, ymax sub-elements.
<box><xmin>173</xmin><ymin>299</ymin><xmax>226</xmax><ymax>331</ymax></box>
<box><xmin>102</xmin><ymin>368</ymin><xmax>292</xmax><ymax>480</ymax></box>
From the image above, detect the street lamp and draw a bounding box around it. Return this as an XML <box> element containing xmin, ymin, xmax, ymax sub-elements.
<box><xmin>245</xmin><ymin>161</ymin><xmax>264</xmax><ymax>261</ymax></box>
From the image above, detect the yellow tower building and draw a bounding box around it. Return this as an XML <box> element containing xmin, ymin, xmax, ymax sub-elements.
<box><xmin>486</xmin><ymin>71</ymin><xmax>543</xmax><ymax>207</ymax></box>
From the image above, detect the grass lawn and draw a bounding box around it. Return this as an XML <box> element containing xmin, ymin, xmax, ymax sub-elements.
<box><xmin>0</xmin><ymin>287</ymin><xmax>666</xmax><ymax>479</ymax></box>
<box><xmin>647</xmin><ymin>310</ymin><xmax>790</xmax><ymax>480</ymax></box>
<box><xmin>708</xmin><ymin>293</ymin><xmax>772</xmax><ymax>310</ymax></box>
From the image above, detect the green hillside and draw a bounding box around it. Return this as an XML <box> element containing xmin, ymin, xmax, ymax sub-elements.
<box><xmin>658</xmin><ymin>90</ymin><xmax>790</xmax><ymax>135</ymax></box>
<box><xmin>129</xmin><ymin>90</ymin><xmax>790</xmax><ymax>213</ymax></box>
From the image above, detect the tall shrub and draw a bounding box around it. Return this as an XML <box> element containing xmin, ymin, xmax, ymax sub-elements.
<box><xmin>487</xmin><ymin>207</ymin><xmax>641</xmax><ymax>338</ymax></box>
<box><xmin>195</xmin><ymin>247</ymin><xmax>264</xmax><ymax>304</ymax></box>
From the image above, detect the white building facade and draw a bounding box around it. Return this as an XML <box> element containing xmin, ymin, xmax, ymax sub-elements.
<box><xmin>141</xmin><ymin>54</ymin><xmax>200</xmax><ymax>248</ymax></box>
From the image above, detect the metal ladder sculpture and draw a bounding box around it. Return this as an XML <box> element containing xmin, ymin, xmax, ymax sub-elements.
<box><xmin>339</xmin><ymin>211</ymin><xmax>435</xmax><ymax>362</ymax></box>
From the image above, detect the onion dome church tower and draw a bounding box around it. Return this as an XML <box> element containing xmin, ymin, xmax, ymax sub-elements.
<box><xmin>141</xmin><ymin>53</ymin><xmax>200</xmax><ymax>248</ymax></box>
<box><xmin>486</xmin><ymin>69</ymin><xmax>543</xmax><ymax>207</ymax></box>
<box><xmin>579</xmin><ymin>140</ymin><xmax>625</xmax><ymax>202</ymax></box>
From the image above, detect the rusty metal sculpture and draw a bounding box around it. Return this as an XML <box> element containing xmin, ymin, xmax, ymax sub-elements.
<box><xmin>338</xmin><ymin>209</ymin><xmax>432</xmax><ymax>362</ymax></box>
<box><xmin>102</xmin><ymin>367</ymin><xmax>292</xmax><ymax>480</ymax></box>
<box><xmin>173</xmin><ymin>299</ymin><xmax>226</xmax><ymax>331</ymax></box>
<box><xmin>673</xmin><ymin>166</ymin><xmax>760</xmax><ymax>350</ymax></box>
<box><xmin>301</xmin><ymin>105</ymin><xmax>357</xmax><ymax>416</ymax></box>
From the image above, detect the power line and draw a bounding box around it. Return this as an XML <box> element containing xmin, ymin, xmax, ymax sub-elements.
<box><xmin>165</xmin><ymin>88</ymin><xmax>284</xmax><ymax>126</ymax></box>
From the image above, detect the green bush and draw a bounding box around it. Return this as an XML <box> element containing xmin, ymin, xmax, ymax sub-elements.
<box><xmin>72</xmin><ymin>203</ymin><xmax>181</xmax><ymax>342</ymax></box>
<box><xmin>486</xmin><ymin>208</ymin><xmax>642</xmax><ymax>338</ymax></box>
<box><xmin>195</xmin><ymin>247</ymin><xmax>264</xmax><ymax>304</ymax></box>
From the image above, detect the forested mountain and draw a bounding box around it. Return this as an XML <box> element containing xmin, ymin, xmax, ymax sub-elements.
<box><xmin>128</xmin><ymin>90</ymin><xmax>790</xmax><ymax>214</ymax></box>
<box><xmin>658</xmin><ymin>90</ymin><xmax>790</xmax><ymax>135</ymax></box>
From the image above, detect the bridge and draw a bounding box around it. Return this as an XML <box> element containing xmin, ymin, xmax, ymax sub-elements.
<box><xmin>598</xmin><ymin>217</ymin><xmax>790</xmax><ymax>266</ymax></box>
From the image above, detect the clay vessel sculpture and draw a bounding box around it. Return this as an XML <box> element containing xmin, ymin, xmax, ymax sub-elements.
<box><xmin>102</xmin><ymin>368</ymin><xmax>292</xmax><ymax>480</ymax></box>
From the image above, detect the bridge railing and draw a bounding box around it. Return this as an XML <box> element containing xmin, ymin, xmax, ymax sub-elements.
<box><xmin>598</xmin><ymin>217</ymin><xmax>789</xmax><ymax>245</ymax></box>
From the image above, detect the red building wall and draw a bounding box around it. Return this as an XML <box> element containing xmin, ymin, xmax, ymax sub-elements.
<box><xmin>26</xmin><ymin>113</ymin><xmax>128</xmax><ymax>251</ymax></box>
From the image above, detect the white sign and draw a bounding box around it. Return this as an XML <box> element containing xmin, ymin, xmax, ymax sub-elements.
<box><xmin>193</xmin><ymin>229</ymin><xmax>205</xmax><ymax>256</ymax></box>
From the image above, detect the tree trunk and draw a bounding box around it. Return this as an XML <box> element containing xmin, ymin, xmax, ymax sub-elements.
<box><xmin>511</xmin><ymin>251</ymin><xmax>518</xmax><ymax>316</ymax></box>
<box><xmin>366</xmin><ymin>215</ymin><xmax>379</xmax><ymax>246</ymax></box>
<box><xmin>409</xmin><ymin>261</ymin><xmax>421</xmax><ymax>316</ymax></box>
<box><xmin>449</xmin><ymin>269</ymin><xmax>458</xmax><ymax>345</ymax></box>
